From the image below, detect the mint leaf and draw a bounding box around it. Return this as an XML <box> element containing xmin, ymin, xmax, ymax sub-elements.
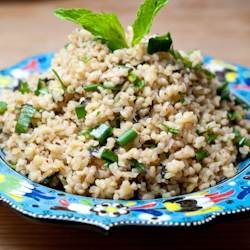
<box><xmin>132</xmin><ymin>0</ymin><xmax>170</xmax><ymax>47</ymax></box>
<box><xmin>54</xmin><ymin>9</ymin><xmax>128</xmax><ymax>51</ymax></box>
<box><xmin>147</xmin><ymin>32</ymin><xmax>172</xmax><ymax>54</ymax></box>
<box><xmin>19</xmin><ymin>82</ymin><xmax>31</xmax><ymax>94</ymax></box>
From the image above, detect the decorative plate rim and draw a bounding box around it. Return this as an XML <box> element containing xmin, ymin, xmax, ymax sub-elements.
<box><xmin>0</xmin><ymin>52</ymin><xmax>250</xmax><ymax>232</ymax></box>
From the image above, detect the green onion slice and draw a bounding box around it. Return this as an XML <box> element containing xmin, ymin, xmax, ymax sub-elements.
<box><xmin>235</xmin><ymin>97</ymin><xmax>243</xmax><ymax>104</ymax></box>
<box><xmin>0</xmin><ymin>102</ymin><xmax>7</xmax><ymax>114</ymax></box>
<box><xmin>178</xmin><ymin>92</ymin><xmax>187</xmax><ymax>106</ymax></box>
<box><xmin>52</xmin><ymin>69</ymin><xmax>67</xmax><ymax>94</ymax></box>
<box><xmin>84</xmin><ymin>84</ymin><xmax>100</xmax><ymax>92</ymax></box>
<box><xmin>89</xmin><ymin>123</ymin><xmax>113</xmax><ymax>144</ymax></box>
<box><xmin>196</xmin><ymin>149</ymin><xmax>208</xmax><ymax>161</ymax></box>
<box><xmin>116</xmin><ymin>129</ymin><xmax>138</xmax><ymax>146</ymax></box>
<box><xmin>75</xmin><ymin>104</ymin><xmax>87</xmax><ymax>119</ymax></box>
<box><xmin>15</xmin><ymin>105</ymin><xmax>37</xmax><ymax>134</ymax></box>
<box><xmin>217</xmin><ymin>82</ymin><xmax>228</xmax><ymax>95</ymax></box>
<box><xmin>101</xmin><ymin>148</ymin><xmax>118</xmax><ymax>163</ymax></box>
<box><xmin>83</xmin><ymin>56</ymin><xmax>92</xmax><ymax>63</ymax></box>
<box><xmin>114</xmin><ymin>65</ymin><xmax>133</xmax><ymax>73</ymax></box>
<box><xmin>129</xmin><ymin>159</ymin><xmax>146</xmax><ymax>174</ymax></box>
<box><xmin>236</xmin><ymin>137</ymin><xmax>246</xmax><ymax>148</ymax></box>
<box><xmin>207</xmin><ymin>134</ymin><xmax>217</xmax><ymax>144</ymax></box>
<box><xmin>43</xmin><ymin>171</ymin><xmax>60</xmax><ymax>185</ymax></box>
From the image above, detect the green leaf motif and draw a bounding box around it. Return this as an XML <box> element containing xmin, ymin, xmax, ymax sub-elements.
<box><xmin>132</xmin><ymin>0</ymin><xmax>170</xmax><ymax>47</ymax></box>
<box><xmin>79</xmin><ymin>199</ymin><xmax>93</xmax><ymax>207</ymax></box>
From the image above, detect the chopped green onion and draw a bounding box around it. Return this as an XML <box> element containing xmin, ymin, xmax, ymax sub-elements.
<box><xmin>64</xmin><ymin>42</ymin><xmax>71</xmax><ymax>48</ymax></box>
<box><xmin>245</xmin><ymin>140</ymin><xmax>250</xmax><ymax>147</ymax></box>
<box><xmin>15</xmin><ymin>106</ymin><xmax>22</xmax><ymax>110</ymax></box>
<box><xmin>43</xmin><ymin>171</ymin><xmax>60</xmax><ymax>185</ymax></box>
<box><xmin>10</xmin><ymin>163</ymin><xmax>16</xmax><ymax>170</ymax></box>
<box><xmin>235</xmin><ymin>97</ymin><xmax>243</xmax><ymax>104</ymax></box>
<box><xmin>166</xmin><ymin>152</ymin><xmax>169</xmax><ymax>159</ymax></box>
<box><xmin>116</xmin><ymin>129</ymin><xmax>138</xmax><ymax>146</ymax></box>
<box><xmin>196</xmin><ymin>149</ymin><xmax>208</xmax><ymax>161</ymax></box>
<box><xmin>0</xmin><ymin>102</ymin><xmax>7</xmax><ymax>114</ymax></box>
<box><xmin>221</xmin><ymin>91</ymin><xmax>231</xmax><ymax>102</ymax></box>
<box><xmin>142</xmin><ymin>144</ymin><xmax>157</xmax><ymax>148</ymax></box>
<box><xmin>115</xmin><ymin>114</ymin><xmax>123</xmax><ymax>128</ymax></box>
<box><xmin>128</xmin><ymin>74</ymin><xmax>144</xmax><ymax>90</ymax></box>
<box><xmin>104</xmin><ymin>160</ymin><xmax>112</xmax><ymax>168</ymax></box>
<box><xmin>236</xmin><ymin>137</ymin><xmax>246</xmax><ymax>148</ymax></box>
<box><xmin>168</xmin><ymin>128</ymin><xmax>180</xmax><ymax>134</ymax></box>
<box><xmin>84</xmin><ymin>84</ymin><xmax>100</xmax><ymax>92</ymax></box>
<box><xmin>228</xmin><ymin>112</ymin><xmax>241</xmax><ymax>121</ymax></box>
<box><xmin>96</xmin><ymin>111</ymin><xmax>100</xmax><ymax>117</ymax></box>
<box><xmin>15</xmin><ymin>106</ymin><xmax>37</xmax><ymax>134</ymax></box>
<box><xmin>77</xmin><ymin>128</ymin><xmax>93</xmax><ymax>136</ymax></box>
<box><xmin>197</xmin><ymin>116</ymin><xmax>200</xmax><ymax>123</ymax></box>
<box><xmin>196</xmin><ymin>129</ymin><xmax>210</xmax><ymax>136</ymax></box>
<box><xmin>83</xmin><ymin>56</ymin><xmax>92</xmax><ymax>63</ymax></box>
<box><xmin>207</xmin><ymin>134</ymin><xmax>217</xmax><ymax>144</ymax></box>
<box><xmin>178</xmin><ymin>92</ymin><xmax>187</xmax><ymax>106</ymax></box>
<box><xmin>170</xmin><ymin>101</ymin><xmax>175</xmax><ymax>105</ymax></box>
<box><xmin>39</xmin><ymin>87</ymin><xmax>49</xmax><ymax>95</ymax></box>
<box><xmin>129</xmin><ymin>159</ymin><xmax>146</xmax><ymax>174</ymax></box>
<box><xmin>75</xmin><ymin>104</ymin><xmax>87</xmax><ymax>119</ymax></box>
<box><xmin>62</xmin><ymin>176</ymin><xmax>66</xmax><ymax>182</ymax></box>
<box><xmin>52</xmin><ymin>69</ymin><xmax>67</xmax><ymax>94</ymax></box>
<box><xmin>147</xmin><ymin>32</ymin><xmax>172</xmax><ymax>54</ymax></box>
<box><xmin>201</xmin><ymin>69</ymin><xmax>216</xmax><ymax>78</ymax></box>
<box><xmin>242</xmin><ymin>106</ymin><xmax>249</xmax><ymax>110</ymax></box>
<box><xmin>114</xmin><ymin>65</ymin><xmax>133</xmax><ymax>73</ymax></box>
<box><xmin>19</xmin><ymin>82</ymin><xmax>31</xmax><ymax>94</ymax></box>
<box><xmin>187</xmin><ymin>48</ymin><xmax>197</xmax><ymax>55</ymax></box>
<box><xmin>217</xmin><ymin>82</ymin><xmax>228</xmax><ymax>95</ymax></box>
<box><xmin>102</xmin><ymin>84</ymin><xmax>123</xmax><ymax>91</ymax></box>
<box><xmin>34</xmin><ymin>79</ymin><xmax>49</xmax><ymax>96</ymax></box>
<box><xmin>101</xmin><ymin>148</ymin><xmax>118</xmax><ymax>163</ymax></box>
<box><xmin>89</xmin><ymin>123</ymin><xmax>112</xmax><ymax>144</ymax></box>
<box><xmin>233</xmin><ymin>128</ymin><xmax>241</xmax><ymax>137</ymax></box>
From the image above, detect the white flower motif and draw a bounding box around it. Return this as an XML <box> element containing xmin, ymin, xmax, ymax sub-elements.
<box><xmin>11</xmin><ymin>69</ymin><xmax>30</xmax><ymax>80</ymax></box>
<box><xmin>90</xmin><ymin>202</ymin><xmax>130</xmax><ymax>217</ymax></box>
<box><xmin>138</xmin><ymin>213</ymin><xmax>171</xmax><ymax>222</ymax></box>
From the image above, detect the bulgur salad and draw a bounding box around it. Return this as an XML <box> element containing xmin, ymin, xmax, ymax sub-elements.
<box><xmin>0</xmin><ymin>0</ymin><xmax>249</xmax><ymax>200</ymax></box>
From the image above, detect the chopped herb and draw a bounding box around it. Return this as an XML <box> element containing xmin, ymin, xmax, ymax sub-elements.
<box><xmin>207</xmin><ymin>134</ymin><xmax>217</xmax><ymax>144</ymax></box>
<box><xmin>115</xmin><ymin>114</ymin><xmax>123</xmax><ymax>128</ymax></box>
<box><xmin>15</xmin><ymin>105</ymin><xmax>37</xmax><ymax>134</ymax></box>
<box><xmin>43</xmin><ymin>171</ymin><xmax>60</xmax><ymax>185</ymax></box>
<box><xmin>78</xmin><ymin>168</ymin><xmax>83</xmax><ymax>171</ymax></box>
<box><xmin>131</xmin><ymin>0</ymin><xmax>170</xmax><ymax>46</ymax></box>
<box><xmin>242</xmin><ymin>106</ymin><xmax>249</xmax><ymax>110</ymax></box>
<box><xmin>73</xmin><ymin>88</ymin><xmax>76</xmax><ymax>91</ymax></box>
<box><xmin>83</xmin><ymin>56</ymin><xmax>92</xmax><ymax>63</ymax></box>
<box><xmin>236</xmin><ymin>137</ymin><xmax>246</xmax><ymax>148</ymax></box>
<box><xmin>104</xmin><ymin>160</ymin><xmax>112</xmax><ymax>168</ymax></box>
<box><xmin>221</xmin><ymin>91</ymin><xmax>231</xmax><ymax>102</ymax></box>
<box><xmin>90</xmin><ymin>36</ymin><xmax>107</xmax><ymax>44</ymax></box>
<box><xmin>217</xmin><ymin>82</ymin><xmax>228</xmax><ymax>95</ymax></box>
<box><xmin>165</xmin><ymin>152</ymin><xmax>169</xmax><ymax>159</ymax></box>
<box><xmin>35</xmin><ymin>79</ymin><xmax>49</xmax><ymax>96</ymax></box>
<box><xmin>102</xmin><ymin>84</ymin><xmax>123</xmax><ymax>91</ymax></box>
<box><xmin>52</xmin><ymin>69</ymin><xmax>67</xmax><ymax>94</ymax></box>
<box><xmin>170</xmin><ymin>101</ymin><xmax>175</xmax><ymax>105</ymax></box>
<box><xmin>233</xmin><ymin>128</ymin><xmax>241</xmax><ymax>137</ymax></box>
<box><xmin>77</xmin><ymin>128</ymin><xmax>93</xmax><ymax>136</ymax></box>
<box><xmin>196</xmin><ymin>129</ymin><xmax>210</xmax><ymax>136</ymax></box>
<box><xmin>128</xmin><ymin>74</ymin><xmax>144</xmax><ymax>90</ymax></box>
<box><xmin>235</xmin><ymin>97</ymin><xmax>243</xmax><ymax>104</ymax></box>
<box><xmin>147</xmin><ymin>32</ymin><xmax>172</xmax><ymax>54</ymax></box>
<box><xmin>116</xmin><ymin>129</ymin><xmax>138</xmax><ymax>146</ymax></box>
<box><xmin>187</xmin><ymin>48</ymin><xmax>197</xmax><ymax>55</ymax></box>
<box><xmin>64</xmin><ymin>42</ymin><xmax>71</xmax><ymax>48</ymax></box>
<box><xmin>228</xmin><ymin>112</ymin><xmax>241</xmax><ymax>121</ymax></box>
<box><xmin>10</xmin><ymin>164</ymin><xmax>16</xmax><ymax>170</ymax></box>
<box><xmin>178</xmin><ymin>92</ymin><xmax>187</xmax><ymax>106</ymax></box>
<box><xmin>0</xmin><ymin>102</ymin><xmax>7</xmax><ymax>114</ymax></box>
<box><xmin>101</xmin><ymin>148</ymin><xmax>118</xmax><ymax>163</ymax></box>
<box><xmin>19</xmin><ymin>82</ymin><xmax>31</xmax><ymax>94</ymax></box>
<box><xmin>196</xmin><ymin>149</ymin><xmax>208</xmax><ymax>161</ymax></box>
<box><xmin>208</xmin><ymin>82</ymin><xmax>211</xmax><ymax>87</ymax></box>
<box><xmin>142</xmin><ymin>143</ymin><xmax>157</xmax><ymax>148</ymax></box>
<box><xmin>96</xmin><ymin>111</ymin><xmax>100</xmax><ymax>117</ymax></box>
<box><xmin>114</xmin><ymin>64</ymin><xmax>133</xmax><ymax>73</ymax></box>
<box><xmin>75</xmin><ymin>104</ymin><xmax>87</xmax><ymax>119</ymax></box>
<box><xmin>89</xmin><ymin>123</ymin><xmax>113</xmax><ymax>144</ymax></box>
<box><xmin>160</xmin><ymin>124</ymin><xmax>180</xmax><ymax>134</ymax></box>
<box><xmin>15</xmin><ymin>106</ymin><xmax>22</xmax><ymax>110</ymax></box>
<box><xmin>84</xmin><ymin>84</ymin><xmax>100</xmax><ymax>92</ymax></box>
<box><xmin>245</xmin><ymin>140</ymin><xmax>250</xmax><ymax>147</ymax></box>
<box><xmin>129</xmin><ymin>159</ymin><xmax>146</xmax><ymax>174</ymax></box>
<box><xmin>62</xmin><ymin>176</ymin><xmax>66</xmax><ymax>182</ymax></box>
<box><xmin>197</xmin><ymin>116</ymin><xmax>200</xmax><ymax>123</ymax></box>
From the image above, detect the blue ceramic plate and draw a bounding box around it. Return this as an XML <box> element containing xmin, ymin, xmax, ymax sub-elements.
<box><xmin>1</xmin><ymin>53</ymin><xmax>250</xmax><ymax>233</ymax></box>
